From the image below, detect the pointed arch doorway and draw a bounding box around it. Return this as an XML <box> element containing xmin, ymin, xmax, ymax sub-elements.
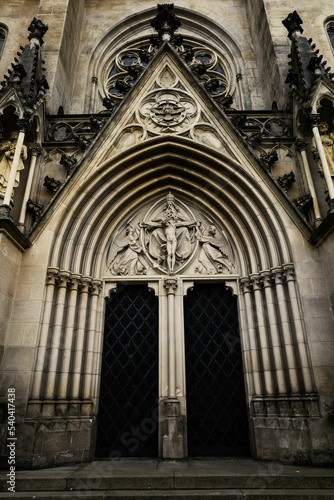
<box><xmin>96</xmin><ymin>279</ymin><xmax>250</xmax><ymax>458</ymax></box>
<box><xmin>184</xmin><ymin>282</ymin><xmax>250</xmax><ymax>457</ymax></box>
<box><xmin>96</xmin><ymin>283</ymin><xmax>159</xmax><ymax>458</ymax></box>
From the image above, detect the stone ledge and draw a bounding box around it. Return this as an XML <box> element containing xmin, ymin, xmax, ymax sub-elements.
<box><xmin>0</xmin><ymin>217</ymin><xmax>31</xmax><ymax>252</ymax></box>
<box><xmin>309</xmin><ymin>211</ymin><xmax>334</xmax><ymax>246</ymax></box>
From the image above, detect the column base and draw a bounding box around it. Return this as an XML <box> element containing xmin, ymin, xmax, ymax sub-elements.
<box><xmin>328</xmin><ymin>198</ymin><xmax>334</xmax><ymax>212</ymax></box>
<box><xmin>161</xmin><ymin>398</ymin><xmax>186</xmax><ymax>459</ymax></box>
<box><xmin>0</xmin><ymin>204</ymin><xmax>11</xmax><ymax>219</ymax></box>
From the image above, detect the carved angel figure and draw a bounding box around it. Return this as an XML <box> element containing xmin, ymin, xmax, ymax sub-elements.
<box><xmin>0</xmin><ymin>131</ymin><xmax>27</xmax><ymax>198</ymax></box>
<box><xmin>195</xmin><ymin>224</ymin><xmax>235</xmax><ymax>274</ymax></box>
<box><xmin>107</xmin><ymin>223</ymin><xmax>147</xmax><ymax>276</ymax></box>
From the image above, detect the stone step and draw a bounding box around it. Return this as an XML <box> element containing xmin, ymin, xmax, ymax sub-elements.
<box><xmin>1</xmin><ymin>459</ymin><xmax>334</xmax><ymax>499</ymax></box>
<box><xmin>2</xmin><ymin>473</ymin><xmax>334</xmax><ymax>492</ymax></box>
<box><xmin>1</xmin><ymin>489</ymin><xmax>334</xmax><ymax>499</ymax></box>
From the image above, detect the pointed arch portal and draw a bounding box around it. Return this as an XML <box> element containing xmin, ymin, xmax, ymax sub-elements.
<box><xmin>28</xmin><ymin>134</ymin><xmax>315</xmax><ymax>459</ymax></box>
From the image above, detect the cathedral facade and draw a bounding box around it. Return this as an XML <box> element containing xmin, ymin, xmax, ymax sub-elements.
<box><xmin>0</xmin><ymin>0</ymin><xmax>334</xmax><ymax>468</ymax></box>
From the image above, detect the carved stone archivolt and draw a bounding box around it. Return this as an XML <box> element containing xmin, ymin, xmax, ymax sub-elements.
<box><xmin>106</xmin><ymin>192</ymin><xmax>235</xmax><ymax>276</ymax></box>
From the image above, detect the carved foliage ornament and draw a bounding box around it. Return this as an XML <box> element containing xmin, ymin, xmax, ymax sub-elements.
<box><xmin>106</xmin><ymin>193</ymin><xmax>235</xmax><ymax>276</ymax></box>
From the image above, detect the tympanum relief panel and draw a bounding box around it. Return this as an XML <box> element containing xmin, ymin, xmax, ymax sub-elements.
<box><xmin>105</xmin><ymin>192</ymin><xmax>236</xmax><ymax>277</ymax></box>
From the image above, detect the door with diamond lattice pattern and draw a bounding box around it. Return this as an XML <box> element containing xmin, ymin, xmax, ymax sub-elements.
<box><xmin>96</xmin><ymin>284</ymin><xmax>158</xmax><ymax>457</ymax></box>
<box><xmin>184</xmin><ymin>283</ymin><xmax>250</xmax><ymax>456</ymax></box>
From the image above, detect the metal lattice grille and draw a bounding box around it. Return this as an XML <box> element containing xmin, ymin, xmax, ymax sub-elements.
<box><xmin>96</xmin><ymin>284</ymin><xmax>158</xmax><ymax>457</ymax></box>
<box><xmin>184</xmin><ymin>283</ymin><xmax>250</xmax><ymax>456</ymax></box>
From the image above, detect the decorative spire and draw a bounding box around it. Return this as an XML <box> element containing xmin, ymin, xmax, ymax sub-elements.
<box><xmin>150</xmin><ymin>4</ymin><xmax>182</xmax><ymax>42</ymax></box>
<box><xmin>282</xmin><ymin>11</ymin><xmax>303</xmax><ymax>40</ymax></box>
<box><xmin>283</xmin><ymin>11</ymin><xmax>334</xmax><ymax>104</ymax></box>
<box><xmin>0</xmin><ymin>18</ymin><xmax>49</xmax><ymax>108</ymax></box>
<box><xmin>28</xmin><ymin>17</ymin><xmax>48</xmax><ymax>46</ymax></box>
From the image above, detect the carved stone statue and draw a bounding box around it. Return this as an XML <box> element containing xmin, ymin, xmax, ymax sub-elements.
<box><xmin>319</xmin><ymin>121</ymin><xmax>334</xmax><ymax>176</ymax></box>
<box><xmin>107</xmin><ymin>223</ymin><xmax>147</xmax><ymax>275</ymax></box>
<box><xmin>140</xmin><ymin>193</ymin><xmax>197</xmax><ymax>274</ymax></box>
<box><xmin>0</xmin><ymin>131</ymin><xmax>27</xmax><ymax>198</ymax></box>
<box><xmin>195</xmin><ymin>224</ymin><xmax>235</xmax><ymax>274</ymax></box>
<box><xmin>106</xmin><ymin>192</ymin><xmax>236</xmax><ymax>276</ymax></box>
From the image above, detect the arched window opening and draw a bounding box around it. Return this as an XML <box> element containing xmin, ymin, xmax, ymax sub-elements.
<box><xmin>326</xmin><ymin>21</ymin><xmax>334</xmax><ymax>51</ymax></box>
<box><xmin>0</xmin><ymin>28</ymin><xmax>6</xmax><ymax>58</ymax></box>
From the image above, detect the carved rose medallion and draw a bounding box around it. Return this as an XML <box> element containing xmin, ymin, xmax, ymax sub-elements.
<box><xmin>138</xmin><ymin>90</ymin><xmax>198</xmax><ymax>134</ymax></box>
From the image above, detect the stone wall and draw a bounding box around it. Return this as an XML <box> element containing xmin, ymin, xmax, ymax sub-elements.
<box><xmin>35</xmin><ymin>0</ymin><xmax>85</xmax><ymax>114</ymax></box>
<box><xmin>66</xmin><ymin>0</ymin><xmax>266</xmax><ymax>113</ymax></box>
<box><xmin>0</xmin><ymin>0</ymin><xmax>334</xmax><ymax>468</ymax></box>
<box><xmin>0</xmin><ymin>234</ymin><xmax>22</xmax><ymax>365</ymax></box>
<box><xmin>251</xmin><ymin>0</ymin><xmax>334</xmax><ymax>108</ymax></box>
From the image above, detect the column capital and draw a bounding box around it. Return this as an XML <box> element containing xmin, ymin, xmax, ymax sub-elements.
<box><xmin>29</xmin><ymin>143</ymin><xmax>42</xmax><ymax>156</ymax></box>
<box><xmin>79</xmin><ymin>276</ymin><xmax>92</xmax><ymax>293</ymax></box>
<box><xmin>309</xmin><ymin>114</ymin><xmax>320</xmax><ymax>128</ymax></box>
<box><xmin>283</xmin><ymin>263</ymin><xmax>295</xmax><ymax>282</ymax></box>
<box><xmin>260</xmin><ymin>271</ymin><xmax>274</xmax><ymax>288</ymax></box>
<box><xmin>164</xmin><ymin>278</ymin><xmax>178</xmax><ymax>294</ymax></box>
<box><xmin>58</xmin><ymin>270</ymin><xmax>71</xmax><ymax>288</ymax></box>
<box><xmin>90</xmin><ymin>279</ymin><xmax>103</xmax><ymax>296</ymax></box>
<box><xmin>239</xmin><ymin>276</ymin><xmax>252</xmax><ymax>293</ymax></box>
<box><xmin>46</xmin><ymin>267</ymin><xmax>59</xmax><ymax>286</ymax></box>
<box><xmin>295</xmin><ymin>138</ymin><xmax>308</xmax><ymax>152</ymax></box>
<box><xmin>271</xmin><ymin>267</ymin><xmax>285</xmax><ymax>285</ymax></box>
<box><xmin>249</xmin><ymin>273</ymin><xmax>262</xmax><ymax>291</ymax></box>
<box><xmin>68</xmin><ymin>273</ymin><xmax>82</xmax><ymax>292</ymax></box>
<box><xmin>17</xmin><ymin>113</ymin><xmax>32</xmax><ymax>133</ymax></box>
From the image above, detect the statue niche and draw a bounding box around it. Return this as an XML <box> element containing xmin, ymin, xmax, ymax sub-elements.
<box><xmin>318</xmin><ymin>121</ymin><xmax>334</xmax><ymax>176</ymax></box>
<box><xmin>106</xmin><ymin>192</ymin><xmax>236</xmax><ymax>276</ymax></box>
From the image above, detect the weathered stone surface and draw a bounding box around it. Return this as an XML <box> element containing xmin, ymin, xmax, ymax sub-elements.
<box><xmin>0</xmin><ymin>0</ymin><xmax>334</xmax><ymax>469</ymax></box>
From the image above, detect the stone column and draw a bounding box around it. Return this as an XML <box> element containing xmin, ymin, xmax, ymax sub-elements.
<box><xmin>237</xmin><ymin>282</ymin><xmax>253</xmax><ymax>396</ymax></box>
<box><xmin>240</xmin><ymin>278</ymin><xmax>263</xmax><ymax>396</ymax></box>
<box><xmin>18</xmin><ymin>144</ymin><xmax>41</xmax><ymax>228</ymax></box>
<box><xmin>1</xmin><ymin>118</ymin><xmax>29</xmax><ymax>213</ymax></box>
<box><xmin>69</xmin><ymin>277</ymin><xmax>91</xmax><ymax>414</ymax></box>
<box><xmin>295</xmin><ymin>138</ymin><xmax>321</xmax><ymax>224</ymax></box>
<box><xmin>310</xmin><ymin>114</ymin><xmax>334</xmax><ymax>209</ymax></box>
<box><xmin>162</xmin><ymin>278</ymin><xmax>184</xmax><ymax>458</ymax></box>
<box><xmin>261</xmin><ymin>271</ymin><xmax>287</xmax><ymax>394</ymax></box>
<box><xmin>251</xmin><ymin>274</ymin><xmax>275</xmax><ymax>396</ymax></box>
<box><xmin>82</xmin><ymin>280</ymin><xmax>102</xmax><ymax>415</ymax></box>
<box><xmin>283</xmin><ymin>265</ymin><xmax>314</xmax><ymax>393</ymax></box>
<box><xmin>56</xmin><ymin>273</ymin><xmax>81</xmax><ymax>415</ymax></box>
<box><xmin>164</xmin><ymin>278</ymin><xmax>178</xmax><ymax>398</ymax></box>
<box><xmin>272</xmin><ymin>267</ymin><xmax>300</xmax><ymax>394</ymax></box>
<box><xmin>43</xmin><ymin>271</ymin><xmax>70</xmax><ymax>416</ymax></box>
<box><xmin>89</xmin><ymin>76</ymin><xmax>98</xmax><ymax>113</ymax></box>
<box><xmin>29</xmin><ymin>268</ymin><xmax>59</xmax><ymax>415</ymax></box>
